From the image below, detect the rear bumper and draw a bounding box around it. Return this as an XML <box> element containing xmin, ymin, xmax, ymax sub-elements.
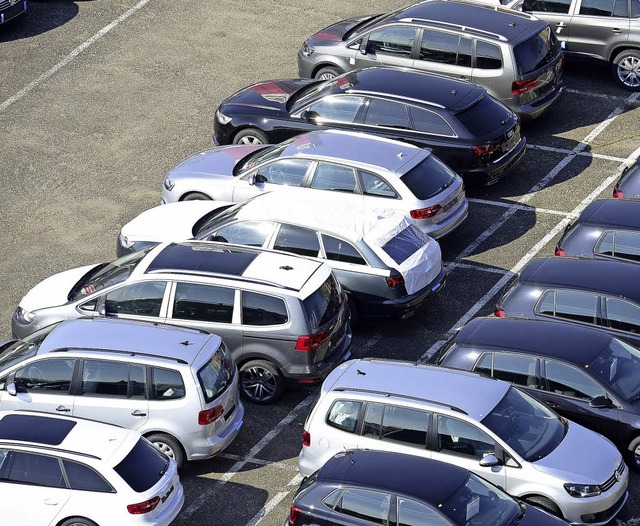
<box><xmin>465</xmin><ymin>136</ymin><xmax>527</xmax><ymax>186</ymax></box>
<box><xmin>185</xmin><ymin>400</ymin><xmax>245</xmax><ymax>461</ymax></box>
<box><xmin>519</xmin><ymin>83</ymin><xmax>565</xmax><ymax>121</ymax></box>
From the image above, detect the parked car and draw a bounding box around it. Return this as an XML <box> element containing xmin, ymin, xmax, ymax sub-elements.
<box><xmin>431</xmin><ymin>316</ymin><xmax>640</xmax><ymax>470</ymax></box>
<box><xmin>512</xmin><ymin>0</ymin><xmax>640</xmax><ymax>90</ymax></box>
<box><xmin>161</xmin><ymin>129</ymin><xmax>469</xmax><ymax>238</ymax></box>
<box><xmin>298</xmin><ymin>358</ymin><xmax>628</xmax><ymax>525</ymax></box>
<box><xmin>495</xmin><ymin>256</ymin><xmax>640</xmax><ymax>347</ymax></box>
<box><xmin>0</xmin><ymin>317</ymin><xmax>243</xmax><ymax>468</ymax></box>
<box><xmin>297</xmin><ymin>0</ymin><xmax>564</xmax><ymax>118</ymax></box>
<box><xmin>0</xmin><ymin>410</ymin><xmax>184</xmax><ymax>526</ymax></box>
<box><xmin>11</xmin><ymin>241</ymin><xmax>352</xmax><ymax>404</ymax></box>
<box><xmin>555</xmin><ymin>198</ymin><xmax>640</xmax><ymax>262</ymax></box>
<box><xmin>213</xmin><ymin>67</ymin><xmax>526</xmax><ymax>185</ymax></box>
<box><xmin>614</xmin><ymin>159</ymin><xmax>640</xmax><ymax>198</ymax></box>
<box><xmin>0</xmin><ymin>0</ymin><xmax>26</xmax><ymax>25</ymax></box>
<box><xmin>287</xmin><ymin>449</ymin><xmax>569</xmax><ymax>526</ymax></box>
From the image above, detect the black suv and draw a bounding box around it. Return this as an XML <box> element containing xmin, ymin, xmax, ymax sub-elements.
<box><xmin>213</xmin><ymin>67</ymin><xmax>526</xmax><ymax>185</ymax></box>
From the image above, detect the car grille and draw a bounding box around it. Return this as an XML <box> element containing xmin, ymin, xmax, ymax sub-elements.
<box><xmin>0</xmin><ymin>0</ymin><xmax>18</xmax><ymax>8</ymax></box>
<box><xmin>600</xmin><ymin>459</ymin><xmax>625</xmax><ymax>492</ymax></box>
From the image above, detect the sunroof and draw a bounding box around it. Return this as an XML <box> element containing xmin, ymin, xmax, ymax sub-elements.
<box><xmin>0</xmin><ymin>414</ymin><xmax>76</xmax><ymax>445</ymax></box>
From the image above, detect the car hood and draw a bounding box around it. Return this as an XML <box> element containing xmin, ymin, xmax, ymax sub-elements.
<box><xmin>306</xmin><ymin>15</ymin><xmax>375</xmax><ymax>46</ymax></box>
<box><xmin>532</xmin><ymin>420</ymin><xmax>622</xmax><ymax>484</ymax></box>
<box><xmin>19</xmin><ymin>264</ymin><xmax>101</xmax><ymax>312</ymax></box>
<box><xmin>169</xmin><ymin>145</ymin><xmax>264</xmax><ymax>181</ymax></box>
<box><xmin>220</xmin><ymin>78</ymin><xmax>317</xmax><ymax>115</ymax></box>
<box><xmin>120</xmin><ymin>201</ymin><xmax>234</xmax><ymax>243</ymax></box>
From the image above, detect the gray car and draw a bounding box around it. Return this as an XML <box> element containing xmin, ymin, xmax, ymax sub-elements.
<box><xmin>296</xmin><ymin>0</ymin><xmax>564</xmax><ymax>118</ymax></box>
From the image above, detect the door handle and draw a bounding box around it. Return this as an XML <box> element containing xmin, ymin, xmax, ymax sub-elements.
<box><xmin>44</xmin><ymin>499</ymin><xmax>58</xmax><ymax>506</ymax></box>
<box><xmin>55</xmin><ymin>405</ymin><xmax>71</xmax><ymax>412</ymax></box>
<box><xmin>131</xmin><ymin>410</ymin><xmax>147</xmax><ymax>417</ymax></box>
<box><xmin>544</xmin><ymin>400</ymin><xmax>560</xmax><ymax>408</ymax></box>
<box><xmin>611</xmin><ymin>28</ymin><xmax>622</xmax><ymax>33</ymax></box>
<box><xmin>459</xmin><ymin>76</ymin><xmax>468</xmax><ymax>81</ymax></box>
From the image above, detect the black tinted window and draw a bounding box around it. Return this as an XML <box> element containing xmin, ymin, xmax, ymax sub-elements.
<box><xmin>310</xmin><ymin>163</ymin><xmax>357</xmax><ymax>193</ymax></box>
<box><xmin>522</xmin><ymin>0</ymin><xmax>571</xmax><ymax>13</ymax></box>
<box><xmin>173</xmin><ymin>282</ymin><xmax>235</xmax><ymax>323</ymax></box>
<box><xmin>537</xmin><ymin>290</ymin><xmax>599</xmax><ymax>324</ymax></box>
<box><xmin>242</xmin><ymin>291</ymin><xmax>288</xmax><ymax>325</ymax></box>
<box><xmin>359</xmin><ymin>170</ymin><xmax>397</xmax><ymax>198</ymax></box>
<box><xmin>381</xmin><ymin>224</ymin><xmax>431</xmax><ymax>265</ymax></box>
<box><xmin>401</xmin><ymin>155</ymin><xmax>456</xmax><ymax>199</ymax></box>
<box><xmin>364</xmin><ymin>98</ymin><xmax>411</xmax><ymax>129</ymax></box>
<box><xmin>632</xmin><ymin>0</ymin><xmax>640</xmax><ymax>17</ymax></box>
<box><xmin>197</xmin><ymin>342</ymin><xmax>234</xmax><ymax>402</ymax></box>
<box><xmin>322</xmin><ymin>235</ymin><xmax>366</xmax><ymax>265</ymax></box>
<box><xmin>335</xmin><ymin>488</ymin><xmax>390</xmax><ymax>525</ymax></box>
<box><xmin>419</xmin><ymin>29</ymin><xmax>462</xmax><ymax>65</ymax></box>
<box><xmin>398</xmin><ymin>498</ymin><xmax>450</xmax><ymax>526</ymax></box>
<box><xmin>380</xmin><ymin>405</ymin><xmax>429</xmax><ymax>448</ymax></box>
<box><xmin>114</xmin><ymin>438</ymin><xmax>169</xmax><ymax>492</ymax></box>
<box><xmin>492</xmin><ymin>353</ymin><xmax>539</xmax><ymax>389</ymax></box>
<box><xmin>409</xmin><ymin>107</ymin><xmax>454</xmax><ymax>136</ymax></box>
<box><xmin>104</xmin><ymin>281</ymin><xmax>166</xmax><ymax>317</ymax></box>
<box><xmin>256</xmin><ymin>159</ymin><xmax>311</xmax><ymax>186</ymax></box>
<box><xmin>307</xmin><ymin>95</ymin><xmax>365</xmax><ymax>123</ymax></box>
<box><xmin>303</xmin><ymin>275</ymin><xmax>342</xmax><ymax>329</ymax></box>
<box><xmin>274</xmin><ymin>224</ymin><xmax>320</xmax><ymax>257</ymax></box>
<box><xmin>544</xmin><ymin>361</ymin><xmax>604</xmax><ymax>399</ymax></box>
<box><xmin>476</xmin><ymin>41</ymin><xmax>502</xmax><ymax>69</ymax></box>
<box><xmin>455</xmin><ymin>96</ymin><xmax>512</xmax><ymax>136</ymax></box>
<box><xmin>210</xmin><ymin>221</ymin><xmax>275</xmax><ymax>247</ymax></box>
<box><xmin>580</xmin><ymin>0</ymin><xmax>615</xmax><ymax>15</ymax></box>
<box><xmin>514</xmin><ymin>26</ymin><xmax>561</xmax><ymax>75</ymax></box>
<box><xmin>15</xmin><ymin>359</ymin><xmax>75</xmax><ymax>394</ymax></box>
<box><xmin>64</xmin><ymin>460</ymin><xmax>114</xmax><ymax>492</ymax></box>
<box><xmin>152</xmin><ymin>367</ymin><xmax>185</xmax><ymax>400</ymax></box>
<box><xmin>596</xmin><ymin>230</ymin><xmax>640</xmax><ymax>262</ymax></box>
<box><xmin>368</xmin><ymin>26</ymin><xmax>417</xmax><ymax>56</ymax></box>
<box><xmin>7</xmin><ymin>452</ymin><xmax>65</xmax><ymax>488</ymax></box>
<box><xmin>604</xmin><ymin>297</ymin><xmax>640</xmax><ymax>333</ymax></box>
<box><xmin>437</xmin><ymin>415</ymin><xmax>495</xmax><ymax>459</ymax></box>
<box><xmin>327</xmin><ymin>400</ymin><xmax>362</xmax><ymax>433</ymax></box>
<box><xmin>82</xmin><ymin>360</ymin><xmax>146</xmax><ymax>399</ymax></box>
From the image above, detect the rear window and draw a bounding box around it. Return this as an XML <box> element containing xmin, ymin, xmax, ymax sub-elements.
<box><xmin>114</xmin><ymin>437</ymin><xmax>169</xmax><ymax>492</ymax></box>
<box><xmin>303</xmin><ymin>274</ymin><xmax>343</xmax><ymax>330</ymax></box>
<box><xmin>455</xmin><ymin>96</ymin><xmax>512</xmax><ymax>136</ymax></box>
<box><xmin>381</xmin><ymin>224</ymin><xmax>431</xmax><ymax>265</ymax></box>
<box><xmin>513</xmin><ymin>26</ymin><xmax>560</xmax><ymax>76</ymax></box>
<box><xmin>401</xmin><ymin>155</ymin><xmax>456</xmax><ymax>200</ymax></box>
<box><xmin>198</xmin><ymin>341</ymin><xmax>235</xmax><ymax>403</ymax></box>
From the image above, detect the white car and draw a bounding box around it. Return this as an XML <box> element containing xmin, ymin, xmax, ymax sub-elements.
<box><xmin>0</xmin><ymin>410</ymin><xmax>184</xmax><ymax>526</ymax></box>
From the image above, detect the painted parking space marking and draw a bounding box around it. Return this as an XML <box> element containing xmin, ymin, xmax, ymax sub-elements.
<box><xmin>467</xmin><ymin>198</ymin><xmax>578</xmax><ymax>218</ymax></box>
<box><xmin>528</xmin><ymin>143</ymin><xmax>627</xmax><ymax>163</ymax></box>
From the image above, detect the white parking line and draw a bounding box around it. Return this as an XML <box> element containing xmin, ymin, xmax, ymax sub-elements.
<box><xmin>0</xmin><ymin>0</ymin><xmax>152</xmax><ymax>113</ymax></box>
<box><xmin>244</xmin><ymin>474</ymin><xmax>303</xmax><ymax>526</ymax></box>
<box><xmin>527</xmin><ymin>143</ymin><xmax>626</xmax><ymax>163</ymax></box>
<box><xmin>466</xmin><ymin>198</ymin><xmax>577</xmax><ymax>218</ymax></box>
<box><xmin>217</xmin><ymin>452</ymin><xmax>297</xmax><ymax>469</ymax></box>
<box><xmin>565</xmin><ymin>88</ymin><xmax>630</xmax><ymax>101</ymax></box>
<box><xmin>447</xmin><ymin>262</ymin><xmax>512</xmax><ymax>275</ymax></box>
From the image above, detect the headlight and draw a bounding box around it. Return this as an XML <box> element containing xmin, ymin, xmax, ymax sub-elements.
<box><xmin>118</xmin><ymin>233</ymin><xmax>133</xmax><ymax>249</ymax></box>
<box><xmin>564</xmin><ymin>483</ymin><xmax>601</xmax><ymax>498</ymax></box>
<box><xmin>215</xmin><ymin>109</ymin><xmax>232</xmax><ymax>125</ymax></box>
<box><xmin>163</xmin><ymin>177</ymin><xmax>174</xmax><ymax>191</ymax></box>
<box><xmin>15</xmin><ymin>307</ymin><xmax>35</xmax><ymax>324</ymax></box>
<box><xmin>301</xmin><ymin>42</ymin><xmax>315</xmax><ymax>58</ymax></box>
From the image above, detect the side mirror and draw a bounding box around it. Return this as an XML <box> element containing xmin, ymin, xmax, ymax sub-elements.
<box><xmin>98</xmin><ymin>303</ymin><xmax>107</xmax><ymax>317</ymax></box>
<box><xmin>479</xmin><ymin>454</ymin><xmax>501</xmax><ymax>467</ymax></box>
<box><xmin>590</xmin><ymin>395</ymin><xmax>613</xmax><ymax>408</ymax></box>
<box><xmin>359</xmin><ymin>41</ymin><xmax>368</xmax><ymax>55</ymax></box>
<box><xmin>254</xmin><ymin>172</ymin><xmax>267</xmax><ymax>184</ymax></box>
<box><xmin>301</xmin><ymin>110</ymin><xmax>320</xmax><ymax>123</ymax></box>
<box><xmin>7</xmin><ymin>382</ymin><xmax>26</xmax><ymax>396</ymax></box>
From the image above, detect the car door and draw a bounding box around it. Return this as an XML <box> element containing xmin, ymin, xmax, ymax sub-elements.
<box><xmin>517</xmin><ymin>0</ymin><xmax>574</xmax><ymax>49</ymax></box>
<box><xmin>413</xmin><ymin>28</ymin><xmax>474</xmax><ymax>83</ymax></box>
<box><xmin>72</xmin><ymin>359</ymin><xmax>149</xmax><ymax>431</ymax></box>
<box><xmin>329</xmin><ymin>488</ymin><xmax>393</xmax><ymax>526</ymax></box>
<box><xmin>101</xmin><ymin>280</ymin><xmax>169</xmax><ymax>324</ymax></box>
<box><xmin>601</xmin><ymin>295</ymin><xmax>640</xmax><ymax>347</ymax></box>
<box><xmin>232</xmin><ymin>158</ymin><xmax>314</xmax><ymax>202</ymax></box>
<box><xmin>307</xmin><ymin>161</ymin><xmax>364</xmax><ymax>201</ymax></box>
<box><xmin>354</xmin><ymin>25</ymin><xmax>418</xmax><ymax>70</ymax></box>
<box><xmin>296</xmin><ymin>94</ymin><xmax>368</xmax><ymax>134</ymax></box>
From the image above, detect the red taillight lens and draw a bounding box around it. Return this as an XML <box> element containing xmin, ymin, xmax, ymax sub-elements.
<box><xmin>555</xmin><ymin>246</ymin><xmax>566</xmax><ymax>256</ymax></box>
<box><xmin>410</xmin><ymin>205</ymin><xmax>441</xmax><ymax>219</ymax></box>
<box><xmin>295</xmin><ymin>331</ymin><xmax>329</xmax><ymax>351</ymax></box>
<box><xmin>511</xmin><ymin>78</ymin><xmax>538</xmax><ymax>94</ymax></box>
<box><xmin>495</xmin><ymin>306</ymin><xmax>506</xmax><ymax>318</ymax></box>
<box><xmin>128</xmin><ymin>496</ymin><xmax>160</xmax><ymax>515</ymax></box>
<box><xmin>198</xmin><ymin>405</ymin><xmax>224</xmax><ymax>425</ymax></box>
<box><xmin>386</xmin><ymin>275</ymin><xmax>405</xmax><ymax>288</ymax></box>
<box><xmin>290</xmin><ymin>505</ymin><xmax>302</xmax><ymax>525</ymax></box>
<box><xmin>302</xmin><ymin>429</ymin><xmax>311</xmax><ymax>447</ymax></box>
<box><xmin>613</xmin><ymin>188</ymin><xmax>624</xmax><ymax>198</ymax></box>
<box><xmin>473</xmin><ymin>142</ymin><xmax>500</xmax><ymax>157</ymax></box>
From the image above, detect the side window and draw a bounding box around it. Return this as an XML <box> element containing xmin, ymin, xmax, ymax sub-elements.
<box><xmin>211</xmin><ymin>221</ymin><xmax>275</xmax><ymax>247</ymax></box>
<box><xmin>492</xmin><ymin>353</ymin><xmax>540</xmax><ymax>389</ymax></box>
<box><xmin>14</xmin><ymin>359</ymin><xmax>75</xmax><ymax>394</ymax></box>
<box><xmin>273</xmin><ymin>224</ymin><xmax>320</xmax><ymax>257</ymax></box>
<box><xmin>380</xmin><ymin>405</ymin><xmax>429</xmax><ymax>449</ymax></box>
<box><xmin>398</xmin><ymin>498</ymin><xmax>451</xmax><ymax>526</ymax></box>
<box><xmin>544</xmin><ymin>360</ymin><xmax>604</xmax><ymax>400</ymax></box>
<box><xmin>522</xmin><ymin>0</ymin><xmax>572</xmax><ymax>13</ymax></box>
<box><xmin>419</xmin><ymin>30</ymin><xmax>462</xmax><ymax>65</ymax></box>
<box><xmin>172</xmin><ymin>282</ymin><xmax>235</xmax><ymax>323</ymax></box>
<box><xmin>604</xmin><ymin>297</ymin><xmax>640</xmax><ymax>334</ymax></box>
<box><xmin>595</xmin><ymin>230</ymin><xmax>640</xmax><ymax>262</ymax></box>
<box><xmin>104</xmin><ymin>281</ymin><xmax>166</xmax><ymax>317</ymax></box>
<box><xmin>335</xmin><ymin>488</ymin><xmax>391</xmax><ymax>526</ymax></box>
<box><xmin>63</xmin><ymin>460</ymin><xmax>114</xmax><ymax>492</ymax></box>
<box><xmin>632</xmin><ymin>0</ymin><xmax>640</xmax><ymax>17</ymax></box>
<box><xmin>307</xmin><ymin>95</ymin><xmax>366</xmax><ymax>123</ymax></box>
<box><xmin>256</xmin><ymin>159</ymin><xmax>311</xmax><ymax>186</ymax></box>
<box><xmin>81</xmin><ymin>360</ymin><xmax>145</xmax><ymax>399</ymax></box>
<box><xmin>409</xmin><ymin>107</ymin><xmax>455</xmax><ymax>136</ymax></box>
<box><xmin>367</xmin><ymin>26</ymin><xmax>417</xmax><ymax>56</ymax></box>
<box><xmin>473</xmin><ymin>353</ymin><xmax>493</xmax><ymax>376</ymax></box>
<box><xmin>327</xmin><ymin>400</ymin><xmax>363</xmax><ymax>433</ymax></box>
<box><xmin>613</xmin><ymin>0</ymin><xmax>630</xmax><ymax>16</ymax></box>
<box><xmin>6</xmin><ymin>452</ymin><xmax>65</xmax><ymax>488</ymax></box>
<box><xmin>364</xmin><ymin>98</ymin><xmax>411</xmax><ymax>129</ymax></box>
<box><xmin>580</xmin><ymin>0</ymin><xmax>615</xmax><ymax>16</ymax></box>
<box><xmin>437</xmin><ymin>415</ymin><xmax>495</xmax><ymax>459</ymax></box>
<box><xmin>536</xmin><ymin>289</ymin><xmax>599</xmax><ymax>325</ymax></box>
<box><xmin>321</xmin><ymin>235</ymin><xmax>366</xmax><ymax>265</ymax></box>
<box><xmin>151</xmin><ymin>367</ymin><xmax>185</xmax><ymax>400</ymax></box>
<box><xmin>242</xmin><ymin>291</ymin><xmax>288</xmax><ymax>326</ymax></box>
<box><xmin>476</xmin><ymin>41</ymin><xmax>503</xmax><ymax>70</ymax></box>
<box><xmin>310</xmin><ymin>162</ymin><xmax>357</xmax><ymax>193</ymax></box>
<box><xmin>358</xmin><ymin>170</ymin><xmax>397</xmax><ymax>198</ymax></box>
<box><xmin>78</xmin><ymin>298</ymin><xmax>98</xmax><ymax>313</ymax></box>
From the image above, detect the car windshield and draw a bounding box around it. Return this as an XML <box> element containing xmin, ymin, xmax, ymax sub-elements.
<box><xmin>588</xmin><ymin>338</ymin><xmax>640</xmax><ymax>402</ymax></box>
<box><xmin>198</xmin><ymin>340</ymin><xmax>235</xmax><ymax>403</ymax></box>
<box><xmin>514</xmin><ymin>26</ymin><xmax>560</xmax><ymax>76</ymax></box>
<box><xmin>114</xmin><ymin>437</ymin><xmax>169</xmax><ymax>492</ymax></box>
<box><xmin>193</xmin><ymin>199</ymin><xmax>256</xmax><ymax>239</ymax></box>
<box><xmin>401</xmin><ymin>155</ymin><xmax>456</xmax><ymax>200</ymax></box>
<box><xmin>289</xmin><ymin>79</ymin><xmax>340</xmax><ymax>112</ymax></box>
<box><xmin>440</xmin><ymin>472</ymin><xmax>521</xmax><ymax>526</ymax></box>
<box><xmin>0</xmin><ymin>324</ymin><xmax>59</xmax><ymax>378</ymax></box>
<box><xmin>69</xmin><ymin>247</ymin><xmax>154</xmax><ymax>302</ymax></box>
<box><xmin>455</xmin><ymin>96</ymin><xmax>513</xmax><ymax>137</ymax></box>
<box><xmin>303</xmin><ymin>274</ymin><xmax>343</xmax><ymax>330</ymax></box>
<box><xmin>235</xmin><ymin>142</ymin><xmax>290</xmax><ymax>174</ymax></box>
<box><xmin>481</xmin><ymin>386</ymin><xmax>566</xmax><ymax>462</ymax></box>
<box><xmin>346</xmin><ymin>12</ymin><xmax>393</xmax><ymax>39</ymax></box>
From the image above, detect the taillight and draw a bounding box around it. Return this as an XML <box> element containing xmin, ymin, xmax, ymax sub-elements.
<box><xmin>555</xmin><ymin>245</ymin><xmax>566</xmax><ymax>256</ymax></box>
<box><xmin>128</xmin><ymin>496</ymin><xmax>160</xmax><ymax>515</ymax></box>
<box><xmin>198</xmin><ymin>405</ymin><xmax>224</xmax><ymax>425</ymax></box>
<box><xmin>302</xmin><ymin>429</ymin><xmax>311</xmax><ymax>447</ymax></box>
<box><xmin>295</xmin><ymin>331</ymin><xmax>329</xmax><ymax>351</ymax></box>
<box><xmin>613</xmin><ymin>187</ymin><xmax>624</xmax><ymax>198</ymax></box>
<box><xmin>386</xmin><ymin>275</ymin><xmax>405</xmax><ymax>288</ymax></box>
<box><xmin>410</xmin><ymin>205</ymin><xmax>441</xmax><ymax>219</ymax></box>
<box><xmin>473</xmin><ymin>142</ymin><xmax>500</xmax><ymax>157</ymax></box>
<box><xmin>511</xmin><ymin>78</ymin><xmax>538</xmax><ymax>94</ymax></box>
<box><xmin>495</xmin><ymin>306</ymin><xmax>506</xmax><ymax>318</ymax></box>
<box><xmin>289</xmin><ymin>505</ymin><xmax>302</xmax><ymax>525</ymax></box>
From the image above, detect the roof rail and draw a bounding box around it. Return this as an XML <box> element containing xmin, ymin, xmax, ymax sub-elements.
<box><xmin>400</xmin><ymin>17</ymin><xmax>508</xmax><ymax>41</ymax></box>
<box><xmin>50</xmin><ymin>347</ymin><xmax>190</xmax><ymax>364</ymax></box>
<box><xmin>0</xmin><ymin>441</ymin><xmax>102</xmax><ymax>460</ymax></box>
<box><xmin>332</xmin><ymin>387</ymin><xmax>468</xmax><ymax>414</ymax></box>
<box><xmin>145</xmin><ymin>269</ymin><xmax>297</xmax><ymax>291</ymax></box>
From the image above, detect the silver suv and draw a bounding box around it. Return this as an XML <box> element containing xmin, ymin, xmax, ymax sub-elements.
<box><xmin>0</xmin><ymin>317</ymin><xmax>244</xmax><ymax>469</ymax></box>
<box><xmin>299</xmin><ymin>358</ymin><xmax>628</xmax><ymax>525</ymax></box>
<box><xmin>11</xmin><ymin>241</ymin><xmax>352</xmax><ymax>404</ymax></box>
<box><xmin>297</xmin><ymin>0</ymin><xmax>565</xmax><ymax>118</ymax></box>
<box><xmin>513</xmin><ymin>0</ymin><xmax>640</xmax><ymax>90</ymax></box>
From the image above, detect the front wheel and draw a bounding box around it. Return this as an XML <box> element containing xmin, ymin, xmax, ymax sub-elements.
<box><xmin>146</xmin><ymin>433</ymin><xmax>185</xmax><ymax>469</ymax></box>
<box><xmin>627</xmin><ymin>436</ymin><xmax>640</xmax><ymax>472</ymax></box>
<box><xmin>314</xmin><ymin>66</ymin><xmax>340</xmax><ymax>80</ymax></box>
<box><xmin>240</xmin><ymin>359</ymin><xmax>285</xmax><ymax>404</ymax></box>
<box><xmin>233</xmin><ymin>128</ymin><xmax>269</xmax><ymax>145</ymax></box>
<box><xmin>181</xmin><ymin>192</ymin><xmax>211</xmax><ymax>201</ymax></box>
<box><xmin>612</xmin><ymin>50</ymin><xmax>640</xmax><ymax>90</ymax></box>
<box><xmin>524</xmin><ymin>495</ymin><xmax>562</xmax><ymax>518</ymax></box>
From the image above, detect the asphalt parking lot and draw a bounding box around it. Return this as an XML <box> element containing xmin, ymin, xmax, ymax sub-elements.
<box><xmin>2</xmin><ymin>1</ymin><xmax>640</xmax><ymax>525</ymax></box>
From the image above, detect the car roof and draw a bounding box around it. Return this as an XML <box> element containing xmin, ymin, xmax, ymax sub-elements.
<box><xmin>333</xmin><ymin>67</ymin><xmax>486</xmax><ymax>112</ymax></box>
<box><xmin>577</xmin><ymin>198</ymin><xmax>640</xmax><ymax>230</ymax></box>
<box><xmin>145</xmin><ymin>241</ymin><xmax>324</xmax><ymax>291</ymax></box>
<box><xmin>279</xmin><ymin>130</ymin><xmax>426</xmax><ymax>174</ymax></box>
<box><xmin>454</xmin><ymin>317</ymin><xmax>613</xmax><ymax>365</ymax></box>
<box><xmin>319</xmin><ymin>450</ymin><xmax>468</xmax><ymax>504</ymax></box>
<box><xmin>519</xmin><ymin>257</ymin><xmax>640</xmax><ymax>300</ymax></box>
<box><xmin>328</xmin><ymin>358</ymin><xmax>509</xmax><ymax>421</ymax></box>
<box><xmin>38</xmin><ymin>317</ymin><xmax>216</xmax><ymax>364</ymax></box>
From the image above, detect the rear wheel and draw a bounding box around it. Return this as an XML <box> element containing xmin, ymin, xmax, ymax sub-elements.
<box><xmin>146</xmin><ymin>433</ymin><xmax>185</xmax><ymax>469</ymax></box>
<box><xmin>240</xmin><ymin>359</ymin><xmax>285</xmax><ymax>404</ymax></box>
<box><xmin>60</xmin><ymin>519</ymin><xmax>99</xmax><ymax>526</ymax></box>
<box><xmin>524</xmin><ymin>495</ymin><xmax>562</xmax><ymax>517</ymax></box>
<box><xmin>233</xmin><ymin>128</ymin><xmax>269</xmax><ymax>145</ymax></box>
<box><xmin>612</xmin><ymin>49</ymin><xmax>640</xmax><ymax>90</ymax></box>
<box><xmin>181</xmin><ymin>192</ymin><xmax>211</xmax><ymax>201</ymax></box>
<box><xmin>314</xmin><ymin>66</ymin><xmax>340</xmax><ymax>80</ymax></box>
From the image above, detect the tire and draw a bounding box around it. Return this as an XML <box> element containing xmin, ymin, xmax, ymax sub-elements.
<box><xmin>524</xmin><ymin>495</ymin><xmax>562</xmax><ymax>517</ymax></box>
<box><xmin>181</xmin><ymin>192</ymin><xmax>211</xmax><ymax>201</ymax></box>
<box><xmin>627</xmin><ymin>436</ymin><xmax>640</xmax><ymax>472</ymax></box>
<box><xmin>239</xmin><ymin>359</ymin><xmax>285</xmax><ymax>404</ymax></box>
<box><xmin>611</xmin><ymin>49</ymin><xmax>640</xmax><ymax>91</ymax></box>
<box><xmin>60</xmin><ymin>519</ymin><xmax>99</xmax><ymax>526</ymax></box>
<box><xmin>146</xmin><ymin>433</ymin><xmax>185</xmax><ymax>469</ymax></box>
<box><xmin>314</xmin><ymin>66</ymin><xmax>340</xmax><ymax>80</ymax></box>
<box><xmin>347</xmin><ymin>294</ymin><xmax>359</xmax><ymax>327</ymax></box>
<box><xmin>232</xmin><ymin>128</ymin><xmax>269</xmax><ymax>145</ymax></box>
